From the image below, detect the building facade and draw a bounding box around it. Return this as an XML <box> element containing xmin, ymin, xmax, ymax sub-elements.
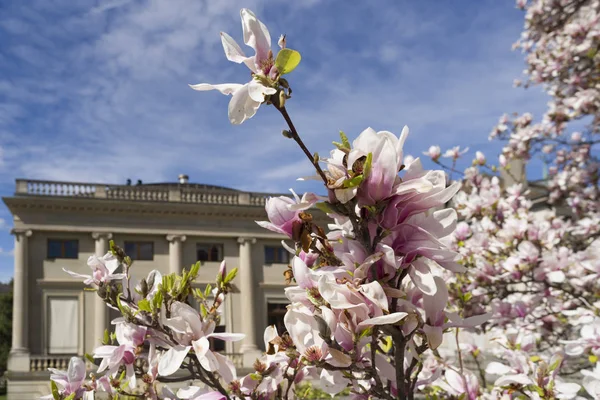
<box><xmin>3</xmin><ymin>177</ymin><xmax>312</xmax><ymax>399</ymax></box>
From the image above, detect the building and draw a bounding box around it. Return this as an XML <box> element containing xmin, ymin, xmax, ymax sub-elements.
<box><xmin>3</xmin><ymin>176</ymin><xmax>312</xmax><ymax>399</ymax></box>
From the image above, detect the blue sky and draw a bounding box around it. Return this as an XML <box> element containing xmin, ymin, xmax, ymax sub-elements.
<box><xmin>0</xmin><ymin>0</ymin><xmax>548</xmax><ymax>282</ymax></box>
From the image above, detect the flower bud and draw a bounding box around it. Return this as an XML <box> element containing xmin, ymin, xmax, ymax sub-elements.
<box><xmin>278</xmin><ymin>90</ymin><xmax>286</xmax><ymax>107</ymax></box>
<box><xmin>278</xmin><ymin>34</ymin><xmax>286</xmax><ymax>49</ymax></box>
<box><xmin>475</xmin><ymin>151</ymin><xmax>486</xmax><ymax>166</ymax></box>
<box><xmin>218</xmin><ymin>260</ymin><xmax>227</xmax><ymax>282</ymax></box>
<box><xmin>499</xmin><ymin>154</ymin><xmax>508</xmax><ymax>167</ymax></box>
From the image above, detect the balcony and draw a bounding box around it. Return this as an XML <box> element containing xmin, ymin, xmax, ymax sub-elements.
<box><xmin>15</xmin><ymin>179</ymin><xmax>289</xmax><ymax>207</ymax></box>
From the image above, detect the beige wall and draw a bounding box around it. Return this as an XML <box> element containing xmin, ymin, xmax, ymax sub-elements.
<box><xmin>26</xmin><ymin>229</ymin><xmax>295</xmax><ymax>356</ymax></box>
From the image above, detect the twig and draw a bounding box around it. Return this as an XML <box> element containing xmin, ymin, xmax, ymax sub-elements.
<box><xmin>276</xmin><ymin>106</ymin><xmax>328</xmax><ymax>184</ymax></box>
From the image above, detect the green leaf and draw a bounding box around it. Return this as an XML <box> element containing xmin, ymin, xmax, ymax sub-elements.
<box><xmin>103</xmin><ymin>329</ymin><xmax>110</xmax><ymax>345</ymax></box>
<box><xmin>85</xmin><ymin>353</ymin><xmax>95</xmax><ymax>364</ymax></box>
<box><xmin>275</xmin><ymin>49</ymin><xmax>301</xmax><ymax>75</ymax></box>
<box><xmin>343</xmin><ymin>175</ymin><xmax>364</xmax><ymax>188</ymax></box>
<box><xmin>138</xmin><ymin>299</ymin><xmax>151</xmax><ymax>312</ymax></box>
<box><xmin>64</xmin><ymin>393</ymin><xmax>76</xmax><ymax>400</ymax></box>
<box><xmin>315</xmin><ymin>202</ymin><xmax>333</xmax><ymax>214</ymax></box>
<box><xmin>204</xmin><ymin>284</ymin><xmax>212</xmax><ymax>298</ymax></box>
<box><xmin>549</xmin><ymin>356</ymin><xmax>563</xmax><ymax>371</ymax></box>
<box><xmin>339</xmin><ymin>131</ymin><xmax>350</xmax><ymax>148</ymax></box>
<box><xmin>51</xmin><ymin>380</ymin><xmax>60</xmax><ymax>400</ymax></box>
<box><xmin>363</xmin><ymin>152</ymin><xmax>373</xmax><ymax>177</ymax></box>
<box><xmin>250</xmin><ymin>373</ymin><xmax>261</xmax><ymax>381</ymax></box>
<box><xmin>224</xmin><ymin>268</ymin><xmax>238</xmax><ymax>284</ymax></box>
<box><xmin>153</xmin><ymin>289</ymin><xmax>163</xmax><ymax>310</ymax></box>
<box><xmin>190</xmin><ymin>261</ymin><xmax>200</xmax><ymax>278</ymax></box>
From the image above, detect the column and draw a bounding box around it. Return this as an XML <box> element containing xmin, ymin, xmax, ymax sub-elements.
<box><xmin>237</xmin><ymin>237</ymin><xmax>261</xmax><ymax>366</ymax></box>
<box><xmin>8</xmin><ymin>229</ymin><xmax>32</xmax><ymax>372</ymax></box>
<box><xmin>92</xmin><ymin>232</ymin><xmax>112</xmax><ymax>346</ymax></box>
<box><xmin>166</xmin><ymin>235</ymin><xmax>186</xmax><ymax>274</ymax></box>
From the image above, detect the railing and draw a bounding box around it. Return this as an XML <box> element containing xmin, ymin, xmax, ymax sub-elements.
<box><xmin>106</xmin><ymin>185</ymin><xmax>169</xmax><ymax>202</ymax></box>
<box><xmin>29</xmin><ymin>354</ymin><xmax>242</xmax><ymax>372</ymax></box>
<box><xmin>16</xmin><ymin>179</ymin><xmax>292</xmax><ymax>206</ymax></box>
<box><xmin>22</xmin><ymin>180</ymin><xmax>96</xmax><ymax>197</ymax></box>
<box><xmin>180</xmin><ymin>187</ymin><xmax>240</xmax><ymax>205</ymax></box>
<box><xmin>29</xmin><ymin>356</ymin><xmax>96</xmax><ymax>372</ymax></box>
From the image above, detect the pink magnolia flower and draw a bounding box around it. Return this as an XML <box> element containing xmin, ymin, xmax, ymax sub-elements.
<box><xmin>63</xmin><ymin>252</ymin><xmax>125</xmax><ymax>286</ymax></box>
<box><xmin>256</xmin><ymin>190</ymin><xmax>318</xmax><ymax>237</ymax></box>
<box><xmin>582</xmin><ymin>363</ymin><xmax>600</xmax><ymax>399</ymax></box>
<box><xmin>41</xmin><ymin>357</ymin><xmax>87</xmax><ymax>400</ymax></box>
<box><xmin>436</xmin><ymin>369</ymin><xmax>480</xmax><ymax>400</ymax></box>
<box><xmin>93</xmin><ymin>322</ymin><xmax>147</xmax><ymax>388</ymax></box>
<box><xmin>423</xmin><ymin>145</ymin><xmax>441</xmax><ymax>161</ymax></box>
<box><xmin>158</xmin><ymin>302</ymin><xmax>244</xmax><ymax>377</ymax></box>
<box><xmin>422</xmin><ymin>277</ymin><xmax>490</xmax><ymax>349</ymax></box>
<box><xmin>189</xmin><ymin>9</ymin><xmax>279</xmax><ymax>124</ymax></box>
<box><xmin>443</xmin><ymin>146</ymin><xmax>469</xmax><ymax>160</ymax></box>
<box><xmin>347</xmin><ymin>127</ymin><xmax>409</xmax><ymax>205</ymax></box>
<box><xmin>177</xmin><ymin>387</ymin><xmax>227</xmax><ymax>400</ymax></box>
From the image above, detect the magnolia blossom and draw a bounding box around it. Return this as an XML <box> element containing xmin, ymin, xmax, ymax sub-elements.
<box><xmin>435</xmin><ymin>369</ymin><xmax>480</xmax><ymax>400</ymax></box>
<box><xmin>189</xmin><ymin>9</ymin><xmax>278</xmax><ymax>124</ymax></box>
<box><xmin>93</xmin><ymin>321</ymin><xmax>147</xmax><ymax>388</ymax></box>
<box><xmin>63</xmin><ymin>252</ymin><xmax>125</xmax><ymax>286</ymax></box>
<box><xmin>424</xmin><ymin>145</ymin><xmax>441</xmax><ymax>161</ymax></box>
<box><xmin>41</xmin><ymin>357</ymin><xmax>89</xmax><ymax>400</ymax></box>
<box><xmin>443</xmin><ymin>146</ymin><xmax>469</xmax><ymax>160</ymax></box>
<box><xmin>158</xmin><ymin>301</ymin><xmax>244</xmax><ymax>377</ymax></box>
<box><xmin>256</xmin><ymin>189</ymin><xmax>319</xmax><ymax>237</ymax></box>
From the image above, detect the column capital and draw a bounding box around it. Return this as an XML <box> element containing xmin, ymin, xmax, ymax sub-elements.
<box><xmin>166</xmin><ymin>234</ymin><xmax>187</xmax><ymax>243</ymax></box>
<box><xmin>91</xmin><ymin>232</ymin><xmax>113</xmax><ymax>240</ymax></box>
<box><xmin>10</xmin><ymin>229</ymin><xmax>32</xmax><ymax>238</ymax></box>
<box><xmin>237</xmin><ymin>237</ymin><xmax>256</xmax><ymax>245</ymax></box>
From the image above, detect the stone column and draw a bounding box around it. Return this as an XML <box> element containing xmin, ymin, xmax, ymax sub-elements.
<box><xmin>237</xmin><ymin>237</ymin><xmax>261</xmax><ymax>366</ymax></box>
<box><xmin>166</xmin><ymin>235</ymin><xmax>186</xmax><ymax>274</ymax></box>
<box><xmin>8</xmin><ymin>229</ymin><xmax>32</xmax><ymax>372</ymax></box>
<box><xmin>92</xmin><ymin>232</ymin><xmax>112</xmax><ymax>346</ymax></box>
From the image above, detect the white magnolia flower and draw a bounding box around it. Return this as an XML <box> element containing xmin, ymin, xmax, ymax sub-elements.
<box><xmin>190</xmin><ymin>9</ymin><xmax>277</xmax><ymax>124</ymax></box>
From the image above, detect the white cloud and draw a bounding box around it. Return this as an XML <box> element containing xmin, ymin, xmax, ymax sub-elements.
<box><xmin>0</xmin><ymin>0</ymin><xmax>546</xmax><ymax>191</ymax></box>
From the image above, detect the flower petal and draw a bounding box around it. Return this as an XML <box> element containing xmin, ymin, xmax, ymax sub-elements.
<box><xmin>158</xmin><ymin>345</ymin><xmax>191</xmax><ymax>376</ymax></box>
<box><xmin>486</xmin><ymin>361</ymin><xmax>513</xmax><ymax>375</ymax></box>
<box><xmin>189</xmin><ymin>83</ymin><xmax>243</xmax><ymax>95</ymax></box>
<box><xmin>227</xmin><ymin>83</ymin><xmax>261</xmax><ymax>124</ymax></box>
<box><xmin>240</xmin><ymin>9</ymin><xmax>271</xmax><ymax>64</ymax></box>
<box><xmin>206</xmin><ymin>332</ymin><xmax>245</xmax><ymax>341</ymax></box>
<box><xmin>358</xmin><ymin>312</ymin><xmax>408</xmax><ymax>329</ymax></box>
<box><xmin>220</xmin><ymin>32</ymin><xmax>255</xmax><ymax>72</ymax></box>
<box><xmin>247</xmin><ymin>79</ymin><xmax>276</xmax><ymax>102</ymax></box>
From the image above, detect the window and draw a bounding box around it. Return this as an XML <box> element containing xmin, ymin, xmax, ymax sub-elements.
<box><xmin>196</xmin><ymin>243</ymin><xmax>224</xmax><ymax>262</ymax></box>
<box><xmin>124</xmin><ymin>241</ymin><xmax>154</xmax><ymax>260</ymax></box>
<box><xmin>209</xmin><ymin>325</ymin><xmax>226</xmax><ymax>352</ymax></box>
<box><xmin>267</xmin><ymin>302</ymin><xmax>288</xmax><ymax>335</ymax></box>
<box><xmin>47</xmin><ymin>239</ymin><xmax>79</xmax><ymax>259</ymax></box>
<box><xmin>48</xmin><ymin>297</ymin><xmax>79</xmax><ymax>354</ymax></box>
<box><xmin>264</xmin><ymin>246</ymin><xmax>289</xmax><ymax>264</ymax></box>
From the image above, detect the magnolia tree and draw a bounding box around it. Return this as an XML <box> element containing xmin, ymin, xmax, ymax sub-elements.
<box><xmin>420</xmin><ymin>0</ymin><xmax>600</xmax><ymax>398</ymax></box>
<box><xmin>43</xmin><ymin>3</ymin><xmax>600</xmax><ymax>400</ymax></box>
